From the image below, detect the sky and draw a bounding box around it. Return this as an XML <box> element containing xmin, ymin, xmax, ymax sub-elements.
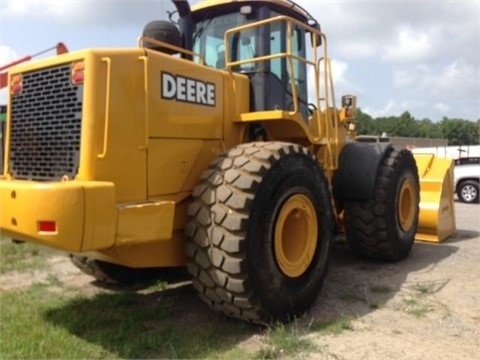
<box><xmin>0</xmin><ymin>0</ymin><xmax>478</xmax><ymax>122</ymax></box>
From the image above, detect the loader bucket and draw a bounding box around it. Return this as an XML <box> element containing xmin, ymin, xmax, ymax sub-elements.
<box><xmin>413</xmin><ymin>153</ymin><xmax>456</xmax><ymax>243</ymax></box>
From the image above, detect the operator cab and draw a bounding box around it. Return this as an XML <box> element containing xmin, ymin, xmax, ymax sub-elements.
<box><xmin>190</xmin><ymin>0</ymin><xmax>320</xmax><ymax>120</ymax></box>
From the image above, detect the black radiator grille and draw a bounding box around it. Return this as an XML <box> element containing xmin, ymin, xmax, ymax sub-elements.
<box><xmin>9</xmin><ymin>64</ymin><xmax>83</xmax><ymax>181</ymax></box>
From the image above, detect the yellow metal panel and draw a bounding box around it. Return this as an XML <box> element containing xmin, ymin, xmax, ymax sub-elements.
<box><xmin>222</xmin><ymin>73</ymin><xmax>250</xmax><ymax>149</ymax></box>
<box><xmin>0</xmin><ymin>180</ymin><xmax>84</xmax><ymax>251</ymax></box>
<box><xmin>192</xmin><ymin>0</ymin><xmax>309</xmax><ymax>19</ymax></box>
<box><xmin>239</xmin><ymin>110</ymin><xmax>318</xmax><ymax>142</ymax></box>
<box><xmin>0</xmin><ymin>180</ymin><xmax>117</xmax><ymax>252</ymax></box>
<box><xmin>414</xmin><ymin>154</ymin><xmax>456</xmax><ymax>243</ymax></box>
<box><xmin>116</xmin><ymin>201</ymin><xmax>175</xmax><ymax>244</ymax></box>
<box><xmin>99</xmin><ymin>231</ymin><xmax>187</xmax><ymax>268</ymax></box>
<box><xmin>146</xmin><ymin>52</ymin><xmax>224</xmax><ymax>140</ymax></box>
<box><xmin>147</xmin><ymin>139</ymin><xmax>223</xmax><ymax>197</ymax></box>
<box><xmin>79</xmin><ymin>50</ymin><xmax>148</xmax><ymax>203</ymax></box>
<box><xmin>82</xmin><ymin>181</ymin><xmax>117</xmax><ymax>251</ymax></box>
<box><xmin>10</xmin><ymin>49</ymin><xmax>151</xmax><ymax>204</ymax></box>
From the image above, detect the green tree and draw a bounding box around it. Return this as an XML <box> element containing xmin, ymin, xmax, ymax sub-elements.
<box><xmin>393</xmin><ymin>111</ymin><xmax>421</xmax><ymax>137</ymax></box>
<box><xmin>353</xmin><ymin>110</ymin><xmax>478</xmax><ymax>144</ymax></box>
<box><xmin>355</xmin><ymin>108</ymin><xmax>376</xmax><ymax>135</ymax></box>
<box><xmin>440</xmin><ymin>118</ymin><xmax>479</xmax><ymax>145</ymax></box>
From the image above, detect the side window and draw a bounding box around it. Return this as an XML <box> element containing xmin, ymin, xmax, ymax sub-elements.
<box><xmin>193</xmin><ymin>13</ymin><xmax>256</xmax><ymax>70</ymax></box>
<box><xmin>208</xmin><ymin>35</ymin><xmax>224</xmax><ymax>68</ymax></box>
<box><xmin>291</xmin><ymin>25</ymin><xmax>307</xmax><ymax>104</ymax></box>
<box><xmin>270</xmin><ymin>25</ymin><xmax>282</xmax><ymax>79</ymax></box>
<box><xmin>193</xmin><ymin>32</ymin><xmax>223</xmax><ymax>68</ymax></box>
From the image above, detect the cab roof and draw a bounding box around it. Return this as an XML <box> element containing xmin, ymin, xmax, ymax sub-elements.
<box><xmin>191</xmin><ymin>0</ymin><xmax>311</xmax><ymax>21</ymax></box>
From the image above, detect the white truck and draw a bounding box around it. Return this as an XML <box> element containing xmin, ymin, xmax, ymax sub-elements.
<box><xmin>453</xmin><ymin>157</ymin><xmax>480</xmax><ymax>203</ymax></box>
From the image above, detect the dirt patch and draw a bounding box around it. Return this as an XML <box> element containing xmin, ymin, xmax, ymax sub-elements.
<box><xmin>0</xmin><ymin>255</ymin><xmax>96</xmax><ymax>295</ymax></box>
<box><xmin>305</xmin><ymin>201</ymin><xmax>480</xmax><ymax>359</ymax></box>
<box><xmin>0</xmin><ymin>201</ymin><xmax>479</xmax><ymax>359</ymax></box>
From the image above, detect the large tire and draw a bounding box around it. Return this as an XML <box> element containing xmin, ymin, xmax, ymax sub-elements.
<box><xmin>344</xmin><ymin>148</ymin><xmax>419</xmax><ymax>261</ymax></box>
<box><xmin>185</xmin><ymin>142</ymin><xmax>334</xmax><ymax>323</ymax></box>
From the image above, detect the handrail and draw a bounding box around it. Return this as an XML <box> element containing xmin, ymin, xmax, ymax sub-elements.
<box><xmin>223</xmin><ymin>15</ymin><xmax>342</xmax><ymax>170</ymax></box>
<box><xmin>137</xmin><ymin>36</ymin><xmax>205</xmax><ymax>65</ymax></box>
<box><xmin>223</xmin><ymin>15</ymin><xmax>331</xmax><ymax>126</ymax></box>
<box><xmin>97</xmin><ymin>57</ymin><xmax>111</xmax><ymax>159</ymax></box>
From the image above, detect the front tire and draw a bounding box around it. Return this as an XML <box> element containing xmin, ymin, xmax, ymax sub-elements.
<box><xmin>344</xmin><ymin>148</ymin><xmax>420</xmax><ymax>261</ymax></box>
<box><xmin>457</xmin><ymin>180</ymin><xmax>479</xmax><ymax>203</ymax></box>
<box><xmin>185</xmin><ymin>142</ymin><xmax>334</xmax><ymax>323</ymax></box>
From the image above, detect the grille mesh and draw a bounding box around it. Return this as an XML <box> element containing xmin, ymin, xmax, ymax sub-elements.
<box><xmin>9</xmin><ymin>64</ymin><xmax>83</xmax><ymax>181</ymax></box>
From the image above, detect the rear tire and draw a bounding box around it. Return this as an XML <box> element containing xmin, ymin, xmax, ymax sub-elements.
<box><xmin>185</xmin><ymin>142</ymin><xmax>333</xmax><ymax>323</ymax></box>
<box><xmin>344</xmin><ymin>148</ymin><xmax>419</xmax><ymax>261</ymax></box>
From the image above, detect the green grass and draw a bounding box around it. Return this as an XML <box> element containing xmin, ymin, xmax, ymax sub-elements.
<box><xmin>0</xmin><ymin>284</ymin><xmax>257</xmax><ymax>359</ymax></box>
<box><xmin>309</xmin><ymin>316</ymin><xmax>353</xmax><ymax>335</ymax></box>
<box><xmin>0</xmin><ymin>238</ymin><xmax>57</xmax><ymax>274</ymax></box>
<box><xmin>403</xmin><ymin>298</ymin><xmax>431</xmax><ymax>318</ymax></box>
<box><xmin>400</xmin><ymin>282</ymin><xmax>439</xmax><ymax>318</ymax></box>
<box><xmin>254</xmin><ymin>322</ymin><xmax>315</xmax><ymax>359</ymax></box>
<box><xmin>412</xmin><ymin>282</ymin><xmax>434</xmax><ymax>295</ymax></box>
<box><xmin>0</xmin><ymin>236</ymin><xmax>361</xmax><ymax>359</ymax></box>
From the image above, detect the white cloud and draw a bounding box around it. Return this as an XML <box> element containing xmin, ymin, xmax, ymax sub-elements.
<box><xmin>308</xmin><ymin>59</ymin><xmax>362</xmax><ymax>106</ymax></box>
<box><xmin>363</xmin><ymin>98</ymin><xmax>425</xmax><ymax>119</ymax></box>
<box><xmin>383</xmin><ymin>27</ymin><xmax>436</xmax><ymax>63</ymax></box>
<box><xmin>336</xmin><ymin>40</ymin><xmax>377</xmax><ymax>59</ymax></box>
<box><xmin>0</xmin><ymin>45</ymin><xmax>18</xmax><ymax>65</ymax></box>
<box><xmin>394</xmin><ymin>60</ymin><xmax>477</xmax><ymax>99</ymax></box>
<box><xmin>296</xmin><ymin>1</ymin><xmax>478</xmax><ymax>120</ymax></box>
<box><xmin>0</xmin><ymin>0</ymin><xmax>478</xmax><ymax>120</ymax></box>
<box><xmin>434</xmin><ymin>102</ymin><xmax>451</xmax><ymax>114</ymax></box>
<box><xmin>363</xmin><ymin>100</ymin><xmax>402</xmax><ymax>118</ymax></box>
<box><xmin>0</xmin><ymin>46</ymin><xmax>19</xmax><ymax>105</ymax></box>
<box><xmin>2</xmin><ymin>0</ymin><xmax>175</xmax><ymax>26</ymax></box>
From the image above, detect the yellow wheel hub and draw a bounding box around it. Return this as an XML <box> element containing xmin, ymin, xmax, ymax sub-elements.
<box><xmin>398</xmin><ymin>178</ymin><xmax>416</xmax><ymax>231</ymax></box>
<box><xmin>274</xmin><ymin>194</ymin><xmax>318</xmax><ymax>278</ymax></box>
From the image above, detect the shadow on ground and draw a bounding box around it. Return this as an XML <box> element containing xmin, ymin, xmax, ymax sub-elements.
<box><xmin>44</xmin><ymin>235</ymin><xmax>462</xmax><ymax>359</ymax></box>
<box><xmin>310</xmin><ymin>235</ymin><xmax>461</xmax><ymax>322</ymax></box>
<box><xmin>44</xmin><ymin>282</ymin><xmax>260</xmax><ymax>359</ymax></box>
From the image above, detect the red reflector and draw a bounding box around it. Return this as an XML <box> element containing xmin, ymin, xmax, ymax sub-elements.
<box><xmin>72</xmin><ymin>71</ymin><xmax>84</xmax><ymax>85</ymax></box>
<box><xmin>11</xmin><ymin>83</ymin><xmax>23</xmax><ymax>95</ymax></box>
<box><xmin>11</xmin><ymin>74</ymin><xmax>23</xmax><ymax>95</ymax></box>
<box><xmin>38</xmin><ymin>221</ymin><xmax>57</xmax><ymax>233</ymax></box>
<box><xmin>71</xmin><ymin>61</ymin><xmax>85</xmax><ymax>85</ymax></box>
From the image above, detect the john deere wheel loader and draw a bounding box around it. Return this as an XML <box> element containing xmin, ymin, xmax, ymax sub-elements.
<box><xmin>1</xmin><ymin>0</ymin><xmax>422</xmax><ymax>323</ymax></box>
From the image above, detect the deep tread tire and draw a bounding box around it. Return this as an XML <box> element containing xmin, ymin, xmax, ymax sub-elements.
<box><xmin>344</xmin><ymin>148</ymin><xmax>420</xmax><ymax>261</ymax></box>
<box><xmin>185</xmin><ymin>142</ymin><xmax>334</xmax><ymax>323</ymax></box>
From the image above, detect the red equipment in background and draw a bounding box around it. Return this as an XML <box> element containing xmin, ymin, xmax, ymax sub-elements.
<box><xmin>0</xmin><ymin>42</ymin><xmax>68</xmax><ymax>89</ymax></box>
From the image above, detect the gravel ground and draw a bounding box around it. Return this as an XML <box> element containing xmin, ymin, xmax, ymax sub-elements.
<box><xmin>307</xmin><ymin>200</ymin><xmax>480</xmax><ymax>359</ymax></box>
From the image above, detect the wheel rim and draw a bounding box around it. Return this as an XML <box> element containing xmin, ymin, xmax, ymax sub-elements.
<box><xmin>274</xmin><ymin>194</ymin><xmax>318</xmax><ymax>278</ymax></box>
<box><xmin>461</xmin><ymin>185</ymin><xmax>477</xmax><ymax>202</ymax></box>
<box><xmin>398</xmin><ymin>178</ymin><xmax>416</xmax><ymax>231</ymax></box>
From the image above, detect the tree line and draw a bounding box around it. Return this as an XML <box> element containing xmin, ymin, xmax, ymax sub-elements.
<box><xmin>355</xmin><ymin>109</ymin><xmax>480</xmax><ymax>145</ymax></box>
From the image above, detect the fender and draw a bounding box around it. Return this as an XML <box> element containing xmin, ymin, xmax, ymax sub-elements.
<box><xmin>332</xmin><ymin>142</ymin><xmax>393</xmax><ymax>201</ymax></box>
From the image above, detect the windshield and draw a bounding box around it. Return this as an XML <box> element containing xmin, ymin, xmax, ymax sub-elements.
<box><xmin>193</xmin><ymin>12</ymin><xmax>256</xmax><ymax>69</ymax></box>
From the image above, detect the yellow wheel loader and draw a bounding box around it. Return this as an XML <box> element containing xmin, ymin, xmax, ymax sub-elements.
<box><xmin>0</xmin><ymin>0</ymin><xmax>450</xmax><ymax>323</ymax></box>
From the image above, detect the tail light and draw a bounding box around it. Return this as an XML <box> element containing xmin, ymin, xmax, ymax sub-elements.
<box><xmin>10</xmin><ymin>74</ymin><xmax>23</xmax><ymax>95</ymax></box>
<box><xmin>71</xmin><ymin>61</ymin><xmax>84</xmax><ymax>85</ymax></box>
